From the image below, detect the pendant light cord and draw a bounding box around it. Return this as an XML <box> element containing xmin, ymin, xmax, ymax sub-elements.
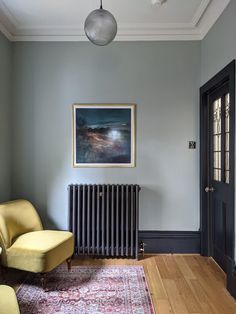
<box><xmin>100</xmin><ymin>0</ymin><xmax>103</xmax><ymax>9</ymax></box>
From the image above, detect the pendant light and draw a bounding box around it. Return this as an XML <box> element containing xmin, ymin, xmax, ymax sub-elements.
<box><xmin>84</xmin><ymin>0</ymin><xmax>117</xmax><ymax>46</ymax></box>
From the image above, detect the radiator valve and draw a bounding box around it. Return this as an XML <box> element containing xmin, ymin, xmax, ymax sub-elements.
<box><xmin>139</xmin><ymin>241</ymin><xmax>146</xmax><ymax>257</ymax></box>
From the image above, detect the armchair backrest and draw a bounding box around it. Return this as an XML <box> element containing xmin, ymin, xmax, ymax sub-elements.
<box><xmin>0</xmin><ymin>200</ymin><xmax>43</xmax><ymax>250</ymax></box>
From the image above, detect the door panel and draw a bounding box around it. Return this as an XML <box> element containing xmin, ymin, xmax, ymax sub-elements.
<box><xmin>209</xmin><ymin>85</ymin><xmax>232</xmax><ymax>272</ymax></box>
<box><xmin>213</xmin><ymin>199</ymin><xmax>227</xmax><ymax>268</ymax></box>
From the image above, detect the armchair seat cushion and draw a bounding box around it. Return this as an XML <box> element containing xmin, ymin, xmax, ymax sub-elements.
<box><xmin>0</xmin><ymin>285</ymin><xmax>20</xmax><ymax>314</ymax></box>
<box><xmin>6</xmin><ymin>230</ymin><xmax>74</xmax><ymax>273</ymax></box>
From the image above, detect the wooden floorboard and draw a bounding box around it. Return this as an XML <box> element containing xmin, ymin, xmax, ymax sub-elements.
<box><xmin>3</xmin><ymin>254</ymin><xmax>236</xmax><ymax>314</ymax></box>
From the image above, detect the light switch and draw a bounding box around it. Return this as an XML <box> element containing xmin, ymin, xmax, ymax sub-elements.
<box><xmin>189</xmin><ymin>141</ymin><xmax>196</xmax><ymax>149</ymax></box>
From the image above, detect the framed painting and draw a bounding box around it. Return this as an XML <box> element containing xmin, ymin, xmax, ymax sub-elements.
<box><xmin>72</xmin><ymin>104</ymin><xmax>136</xmax><ymax>167</ymax></box>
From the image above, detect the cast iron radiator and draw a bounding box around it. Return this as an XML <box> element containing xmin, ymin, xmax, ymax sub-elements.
<box><xmin>68</xmin><ymin>184</ymin><xmax>141</xmax><ymax>259</ymax></box>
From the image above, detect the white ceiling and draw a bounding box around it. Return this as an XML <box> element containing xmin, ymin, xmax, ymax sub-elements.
<box><xmin>0</xmin><ymin>0</ymin><xmax>231</xmax><ymax>41</ymax></box>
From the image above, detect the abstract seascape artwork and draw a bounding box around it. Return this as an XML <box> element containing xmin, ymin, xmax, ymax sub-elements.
<box><xmin>73</xmin><ymin>104</ymin><xmax>136</xmax><ymax>167</ymax></box>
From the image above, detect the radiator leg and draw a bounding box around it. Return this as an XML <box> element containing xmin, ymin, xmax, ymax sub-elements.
<box><xmin>66</xmin><ymin>257</ymin><xmax>72</xmax><ymax>271</ymax></box>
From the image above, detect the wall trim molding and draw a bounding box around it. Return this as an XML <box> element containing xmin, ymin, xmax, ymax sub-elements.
<box><xmin>139</xmin><ymin>230</ymin><xmax>200</xmax><ymax>254</ymax></box>
<box><xmin>227</xmin><ymin>257</ymin><xmax>236</xmax><ymax>298</ymax></box>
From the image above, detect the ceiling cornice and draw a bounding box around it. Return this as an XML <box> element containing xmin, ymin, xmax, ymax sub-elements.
<box><xmin>191</xmin><ymin>0</ymin><xmax>210</xmax><ymax>27</ymax></box>
<box><xmin>0</xmin><ymin>22</ymin><xmax>13</xmax><ymax>41</ymax></box>
<box><xmin>0</xmin><ymin>0</ymin><xmax>231</xmax><ymax>42</ymax></box>
<box><xmin>0</xmin><ymin>0</ymin><xmax>16</xmax><ymax>40</ymax></box>
<box><xmin>197</xmin><ymin>0</ymin><xmax>230</xmax><ymax>38</ymax></box>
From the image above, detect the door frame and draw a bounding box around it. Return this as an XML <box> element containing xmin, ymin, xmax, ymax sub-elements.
<box><xmin>200</xmin><ymin>60</ymin><xmax>235</xmax><ymax>261</ymax></box>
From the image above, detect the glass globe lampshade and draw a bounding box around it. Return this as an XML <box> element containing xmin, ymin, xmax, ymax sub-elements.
<box><xmin>84</xmin><ymin>5</ymin><xmax>117</xmax><ymax>46</ymax></box>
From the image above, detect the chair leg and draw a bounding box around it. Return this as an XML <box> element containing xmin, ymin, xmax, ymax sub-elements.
<box><xmin>66</xmin><ymin>257</ymin><xmax>72</xmax><ymax>272</ymax></box>
<box><xmin>0</xmin><ymin>265</ymin><xmax>7</xmax><ymax>284</ymax></box>
<box><xmin>40</xmin><ymin>273</ymin><xmax>47</xmax><ymax>290</ymax></box>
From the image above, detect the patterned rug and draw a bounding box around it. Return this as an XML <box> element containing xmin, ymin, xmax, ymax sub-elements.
<box><xmin>16</xmin><ymin>265</ymin><xmax>155</xmax><ymax>314</ymax></box>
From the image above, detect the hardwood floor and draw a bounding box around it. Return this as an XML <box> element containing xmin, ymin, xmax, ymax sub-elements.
<box><xmin>73</xmin><ymin>254</ymin><xmax>236</xmax><ymax>314</ymax></box>
<box><xmin>4</xmin><ymin>254</ymin><xmax>236</xmax><ymax>314</ymax></box>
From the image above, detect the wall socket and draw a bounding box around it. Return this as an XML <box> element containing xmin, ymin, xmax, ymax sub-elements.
<box><xmin>189</xmin><ymin>141</ymin><xmax>196</xmax><ymax>149</ymax></box>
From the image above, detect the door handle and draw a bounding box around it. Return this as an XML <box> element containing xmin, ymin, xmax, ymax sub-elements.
<box><xmin>205</xmin><ymin>187</ymin><xmax>215</xmax><ymax>193</ymax></box>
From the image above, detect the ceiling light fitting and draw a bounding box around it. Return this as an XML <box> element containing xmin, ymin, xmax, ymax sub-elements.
<box><xmin>84</xmin><ymin>0</ymin><xmax>118</xmax><ymax>46</ymax></box>
<box><xmin>152</xmin><ymin>0</ymin><xmax>166</xmax><ymax>5</ymax></box>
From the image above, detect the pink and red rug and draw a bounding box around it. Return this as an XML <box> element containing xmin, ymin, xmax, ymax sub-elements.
<box><xmin>17</xmin><ymin>265</ymin><xmax>155</xmax><ymax>314</ymax></box>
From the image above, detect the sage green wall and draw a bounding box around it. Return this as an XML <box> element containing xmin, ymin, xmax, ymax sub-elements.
<box><xmin>0</xmin><ymin>32</ymin><xmax>12</xmax><ymax>202</ymax></box>
<box><xmin>201</xmin><ymin>0</ymin><xmax>235</xmax><ymax>84</ymax></box>
<box><xmin>12</xmin><ymin>41</ymin><xmax>200</xmax><ymax>231</ymax></box>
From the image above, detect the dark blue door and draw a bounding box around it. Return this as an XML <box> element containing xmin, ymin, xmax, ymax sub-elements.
<box><xmin>206</xmin><ymin>83</ymin><xmax>234</xmax><ymax>272</ymax></box>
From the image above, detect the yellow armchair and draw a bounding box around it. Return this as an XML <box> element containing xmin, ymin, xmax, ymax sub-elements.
<box><xmin>0</xmin><ymin>200</ymin><xmax>74</xmax><ymax>288</ymax></box>
<box><xmin>0</xmin><ymin>285</ymin><xmax>20</xmax><ymax>314</ymax></box>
